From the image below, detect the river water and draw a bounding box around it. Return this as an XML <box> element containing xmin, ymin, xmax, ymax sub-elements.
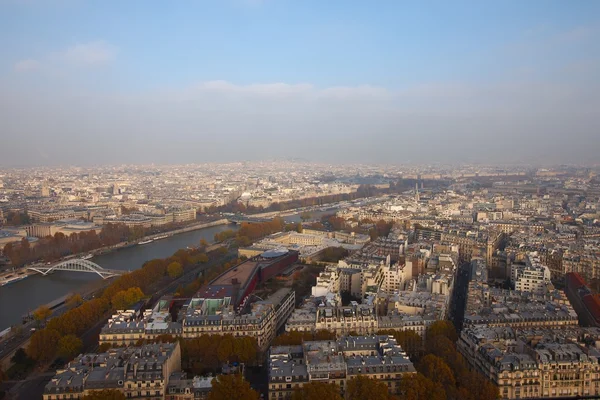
<box><xmin>0</xmin><ymin>209</ymin><xmax>340</xmax><ymax>331</ymax></box>
<box><xmin>0</xmin><ymin>224</ymin><xmax>236</xmax><ymax>331</ymax></box>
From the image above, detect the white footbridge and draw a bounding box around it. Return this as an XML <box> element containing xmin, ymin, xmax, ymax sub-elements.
<box><xmin>27</xmin><ymin>259</ymin><xmax>125</xmax><ymax>279</ymax></box>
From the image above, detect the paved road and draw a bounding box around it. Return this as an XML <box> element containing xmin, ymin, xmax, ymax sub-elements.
<box><xmin>1</xmin><ymin>372</ymin><xmax>55</xmax><ymax>400</ymax></box>
<box><xmin>449</xmin><ymin>261</ymin><xmax>470</xmax><ymax>332</ymax></box>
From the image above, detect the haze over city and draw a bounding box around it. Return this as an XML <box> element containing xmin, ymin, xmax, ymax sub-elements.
<box><xmin>1</xmin><ymin>0</ymin><xmax>599</xmax><ymax>165</ymax></box>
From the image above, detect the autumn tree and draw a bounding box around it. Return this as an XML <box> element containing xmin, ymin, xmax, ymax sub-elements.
<box><xmin>65</xmin><ymin>294</ymin><xmax>84</xmax><ymax>310</ymax></box>
<box><xmin>181</xmin><ymin>335</ymin><xmax>257</xmax><ymax>373</ymax></box>
<box><xmin>167</xmin><ymin>261</ymin><xmax>183</xmax><ymax>278</ymax></box>
<box><xmin>272</xmin><ymin>330</ymin><xmax>336</xmax><ymax>346</ymax></box>
<box><xmin>425</xmin><ymin>320</ymin><xmax>457</xmax><ymax>351</ymax></box>
<box><xmin>401</xmin><ymin>373</ymin><xmax>445</xmax><ymax>400</ymax></box>
<box><xmin>300</xmin><ymin>212</ymin><xmax>312</xmax><ymax>222</ymax></box>
<box><xmin>81</xmin><ymin>389</ymin><xmax>126</xmax><ymax>400</ymax></box>
<box><xmin>207</xmin><ymin>374</ymin><xmax>259</xmax><ymax>400</ymax></box>
<box><xmin>57</xmin><ymin>334</ymin><xmax>83</xmax><ymax>360</ymax></box>
<box><xmin>33</xmin><ymin>305</ymin><xmax>52</xmax><ymax>325</ymax></box>
<box><xmin>98</xmin><ymin>343</ymin><xmax>112</xmax><ymax>352</ymax></box>
<box><xmin>27</xmin><ymin>329</ymin><xmax>61</xmax><ymax>362</ymax></box>
<box><xmin>111</xmin><ymin>287</ymin><xmax>144</xmax><ymax>310</ymax></box>
<box><xmin>417</xmin><ymin>354</ymin><xmax>455</xmax><ymax>391</ymax></box>
<box><xmin>346</xmin><ymin>376</ymin><xmax>389</xmax><ymax>400</ymax></box>
<box><xmin>291</xmin><ymin>381</ymin><xmax>342</xmax><ymax>400</ymax></box>
<box><xmin>196</xmin><ymin>253</ymin><xmax>209</xmax><ymax>263</ymax></box>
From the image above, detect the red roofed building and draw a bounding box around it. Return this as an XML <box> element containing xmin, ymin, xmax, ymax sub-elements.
<box><xmin>565</xmin><ymin>272</ymin><xmax>600</xmax><ymax>327</ymax></box>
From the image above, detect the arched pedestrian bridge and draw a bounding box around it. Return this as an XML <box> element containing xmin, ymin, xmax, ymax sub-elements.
<box><xmin>27</xmin><ymin>259</ymin><xmax>125</xmax><ymax>279</ymax></box>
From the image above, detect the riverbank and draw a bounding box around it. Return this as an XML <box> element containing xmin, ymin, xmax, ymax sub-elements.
<box><xmin>0</xmin><ymin>219</ymin><xmax>230</xmax><ymax>282</ymax></box>
<box><xmin>0</xmin><ymin>223</ymin><xmax>237</xmax><ymax>332</ymax></box>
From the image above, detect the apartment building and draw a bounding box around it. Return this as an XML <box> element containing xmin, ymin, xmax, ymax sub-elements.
<box><xmin>165</xmin><ymin>374</ymin><xmax>213</xmax><ymax>400</ymax></box>
<box><xmin>510</xmin><ymin>252</ymin><xmax>552</xmax><ymax>295</ymax></box>
<box><xmin>100</xmin><ymin>290</ymin><xmax>295</xmax><ymax>352</ymax></box>
<box><xmin>458</xmin><ymin>326</ymin><xmax>600</xmax><ymax>399</ymax></box>
<box><xmin>43</xmin><ymin>342</ymin><xmax>181</xmax><ymax>400</ymax></box>
<box><xmin>268</xmin><ymin>335</ymin><xmax>415</xmax><ymax>399</ymax></box>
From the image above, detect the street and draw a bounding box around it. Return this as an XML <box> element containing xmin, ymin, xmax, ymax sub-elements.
<box><xmin>449</xmin><ymin>261</ymin><xmax>470</xmax><ymax>333</ymax></box>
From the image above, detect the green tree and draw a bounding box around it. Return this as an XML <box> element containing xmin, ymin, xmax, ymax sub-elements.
<box><xmin>207</xmin><ymin>374</ymin><xmax>259</xmax><ymax>400</ymax></box>
<box><xmin>81</xmin><ymin>389</ymin><xmax>126</xmax><ymax>400</ymax></box>
<box><xmin>57</xmin><ymin>334</ymin><xmax>83</xmax><ymax>360</ymax></box>
<box><xmin>346</xmin><ymin>376</ymin><xmax>389</xmax><ymax>400</ymax></box>
<box><xmin>291</xmin><ymin>382</ymin><xmax>342</xmax><ymax>400</ymax></box>
<box><xmin>33</xmin><ymin>305</ymin><xmax>52</xmax><ymax>324</ymax></box>
<box><xmin>27</xmin><ymin>329</ymin><xmax>61</xmax><ymax>362</ymax></box>
<box><xmin>167</xmin><ymin>261</ymin><xmax>183</xmax><ymax>278</ymax></box>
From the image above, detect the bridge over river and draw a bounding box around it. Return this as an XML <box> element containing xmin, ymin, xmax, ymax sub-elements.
<box><xmin>27</xmin><ymin>259</ymin><xmax>125</xmax><ymax>279</ymax></box>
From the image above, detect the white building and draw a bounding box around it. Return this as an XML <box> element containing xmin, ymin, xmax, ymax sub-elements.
<box><xmin>511</xmin><ymin>252</ymin><xmax>552</xmax><ymax>295</ymax></box>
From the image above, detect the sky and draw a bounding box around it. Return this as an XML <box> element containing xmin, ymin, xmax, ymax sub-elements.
<box><xmin>0</xmin><ymin>0</ymin><xmax>599</xmax><ymax>167</ymax></box>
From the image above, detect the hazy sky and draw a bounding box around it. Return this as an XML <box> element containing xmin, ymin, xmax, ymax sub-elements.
<box><xmin>1</xmin><ymin>0</ymin><xmax>599</xmax><ymax>167</ymax></box>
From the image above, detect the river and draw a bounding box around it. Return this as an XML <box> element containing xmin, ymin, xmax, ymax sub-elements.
<box><xmin>0</xmin><ymin>208</ymin><xmax>341</xmax><ymax>331</ymax></box>
<box><xmin>0</xmin><ymin>223</ymin><xmax>236</xmax><ymax>331</ymax></box>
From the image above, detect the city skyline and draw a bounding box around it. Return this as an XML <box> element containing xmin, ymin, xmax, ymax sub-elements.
<box><xmin>1</xmin><ymin>0</ymin><xmax>599</xmax><ymax>166</ymax></box>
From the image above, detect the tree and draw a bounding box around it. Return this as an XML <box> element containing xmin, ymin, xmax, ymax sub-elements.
<box><xmin>291</xmin><ymin>381</ymin><xmax>342</xmax><ymax>400</ymax></box>
<box><xmin>98</xmin><ymin>342</ymin><xmax>112</xmax><ymax>352</ymax></box>
<box><xmin>33</xmin><ymin>305</ymin><xmax>52</xmax><ymax>325</ymax></box>
<box><xmin>346</xmin><ymin>376</ymin><xmax>389</xmax><ymax>400</ymax></box>
<box><xmin>207</xmin><ymin>374</ymin><xmax>259</xmax><ymax>400</ymax></box>
<box><xmin>11</xmin><ymin>348</ymin><xmax>29</xmax><ymax>365</ymax></box>
<box><xmin>417</xmin><ymin>354</ymin><xmax>455</xmax><ymax>390</ymax></box>
<box><xmin>217</xmin><ymin>336</ymin><xmax>234</xmax><ymax>363</ymax></box>
<box><xmin>401</xmin><ymin>373</ymin><xmax>445</xmax><ymax>400</ymax></box>
<box><xmin>300</xmin><ymin>212</ymin><xmax>312</xmax><ymax>222</ymax></box>
<box><xmin>111</xmin><ymin>287</ymin><xmax>144</xmax><ymax>310</ymax></box>
<box><xmin>57</xmin><ymin>334</ymin><xmax>83</xmax><ymax>360</ymax></box>
<box><xmin>425</xmin><ymin>320</ymin><xmax>457</xmax><ymax>351</ymax></box>
<box><xmin>167</xmin><ymin>261</ymin><xmax>183</xmax><ymax>278</ymax></box>
<box><xmin>65</xmin><ymin>294</ymin><xmax>83</xmax><ymax>310</ymax></box>
<box><xmin>81</xmin><ymin>389</ymin><xmax>126</xmax><ymax>400</ymax></box>
<box><xmin>27</xmin><ymin>329</ymin><xmax>61</xmax><ymax>362</ymax></box>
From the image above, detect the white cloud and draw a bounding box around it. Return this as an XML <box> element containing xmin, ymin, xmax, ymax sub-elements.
<box><xmin>13</xmin><ymin>59</ymin><xmax>40</xmax><ymax>71</ymax></box>
<box><xmin>61</xmin><ymin>41</ymin><xmax>117</xmax><ymax>66</ymax></box>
